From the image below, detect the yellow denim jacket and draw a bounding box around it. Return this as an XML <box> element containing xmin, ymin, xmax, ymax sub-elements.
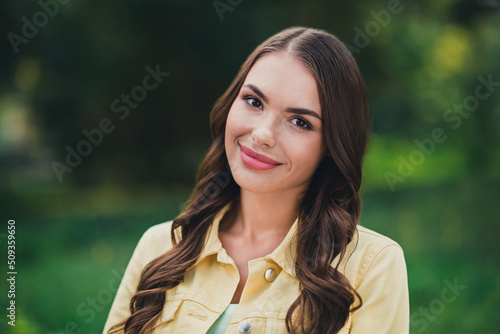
<box><xmin>103</xmin><ymin>203</ymin><xmax>409</xmax><ymax>333</ymax></box>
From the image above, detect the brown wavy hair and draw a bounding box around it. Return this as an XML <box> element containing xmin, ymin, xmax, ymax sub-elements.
<box><xmin>108</xmin><ymin>26</ymin><xmax>371</xmax><ymax>334</ymax></box>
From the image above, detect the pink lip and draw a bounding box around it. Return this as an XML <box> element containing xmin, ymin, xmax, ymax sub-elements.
<box><xmin>239</xmin><ymin>144</ymin><xmax>282</xmax><ymax>171</ymax></box>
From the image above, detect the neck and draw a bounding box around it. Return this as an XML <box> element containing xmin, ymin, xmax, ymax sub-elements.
<box><xmin>222</xmin><ymin>188</ymin><xmax>302</xmax><ymax>242</ymax></box>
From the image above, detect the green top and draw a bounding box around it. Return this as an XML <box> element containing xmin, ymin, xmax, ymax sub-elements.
<box><xmin>206</xmin><ymin>303</ymin><xmax>239</xmax><ymax>334</ymax></box>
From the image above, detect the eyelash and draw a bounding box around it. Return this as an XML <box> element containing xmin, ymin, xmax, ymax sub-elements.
<box><xmin>242</xmin><ymin>95</ymin><xmax>313</xmax><ymax>131</ymax></box>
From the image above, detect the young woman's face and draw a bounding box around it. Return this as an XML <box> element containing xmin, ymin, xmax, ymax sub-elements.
<box><xmin>225</xmin><ymin>52</ymin><xmax>327</xmax><ymax>194</ymax></box>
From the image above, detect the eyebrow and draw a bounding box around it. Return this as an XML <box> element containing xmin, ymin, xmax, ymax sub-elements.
<box><xmin>243</xmin><ymin>83</ymin><xmax>323</xmax><ymax>121</ymax></box>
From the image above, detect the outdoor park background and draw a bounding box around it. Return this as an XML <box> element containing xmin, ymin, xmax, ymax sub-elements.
<box><xmin>1</xmin><ymin>0</ymin><xmax>499</xmax><ymax>333</ymax></box>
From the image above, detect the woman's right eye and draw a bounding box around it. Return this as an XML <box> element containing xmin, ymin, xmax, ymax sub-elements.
<box><xmin>243</xmin><ymin>95</ymin><xmax>263</xmax><ymax>109</ymax></box>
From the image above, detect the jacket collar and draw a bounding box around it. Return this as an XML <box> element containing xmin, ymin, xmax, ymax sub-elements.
<box><xmin>194</xmin><ymin>202</ymin><xmax>299</xmax><ymax>277</ymax></box>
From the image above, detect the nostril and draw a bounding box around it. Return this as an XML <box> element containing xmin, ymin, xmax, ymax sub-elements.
<box><xmin>252</xmin><ymin>128</ymin><xmax>275</xmax><ymax>144</ymax></box>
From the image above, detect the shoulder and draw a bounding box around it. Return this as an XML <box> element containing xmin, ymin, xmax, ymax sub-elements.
<box><xmin>341</xmin><ymin>226</ymin><xmax>410</xmax><ymax>332</ymax></box>
<box><xmin>353</xmin><ymin>225</ymin><xmax>403</xmax><ymax>255</ymax></box>
<box><xmin>337</xmin><ymin>225</ymin><xmax>407</xmax><ymax>288</ymax></box>
<box><xmin>142</xmin><ymin>220</ymin><xmax>176</xmax><ymax>240</ymax></box>
<box><xmin>102</xmin><ymin>220</ymin><xmax>179</xmax><ymax>334</ymax></box>
<box><xmin>134</xmin><ymin>220</ymin><xmax>179</xmax><ymax>264</ymax></box>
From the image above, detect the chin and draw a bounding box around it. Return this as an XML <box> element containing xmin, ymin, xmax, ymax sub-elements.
<box><xmin>233</xmin><ymin>172</ymin><xmax>284</xmax><ymax>193</ymax></box>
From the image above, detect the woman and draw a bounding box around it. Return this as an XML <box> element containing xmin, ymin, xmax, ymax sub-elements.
<box><xmin>104</xmin><ymin>26</ymin><xmax>409</xmax><ymax>334</ymax></box>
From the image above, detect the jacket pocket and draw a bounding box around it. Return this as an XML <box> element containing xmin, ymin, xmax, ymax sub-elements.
<box><xmin>262</xmin><ymin>313</ymin><xmax>351</xmax><ymax>334</ymax></box>
<box><xmin>151</xmin><ymin>298</ymin><xmax>221</xmax><ymax>333</ymax></box>
<box><xmin>151</xmin><ymin>299</ymin><xmax>183</xmax><ymax>330</ymax></box>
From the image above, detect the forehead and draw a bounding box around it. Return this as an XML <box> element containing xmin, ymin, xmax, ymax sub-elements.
<box><xmin>243</xmin><ymin>52</ymin><xmax>321</xmax><ymax>115</ymax></box>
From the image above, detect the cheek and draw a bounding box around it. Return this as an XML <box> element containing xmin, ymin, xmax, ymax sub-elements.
<box><xmin>225</xmin><ymin>108</ymin><xmax>244</xmax><ymax>156</ymax></box>
<box><xmin>225</xmin><ymin>106</ymin><xmax>249</xmax><ymax>139</ymax></box>
<box><xmin>288</xmin><ymin>137</ymin><xmax>324</xmax><ymax>172</ymax></box>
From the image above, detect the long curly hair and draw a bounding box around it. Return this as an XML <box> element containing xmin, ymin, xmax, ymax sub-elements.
<box><xmin>108</xmin><ymin>26</ymin><xmax>371</xmax><ymax>334</ymax></box>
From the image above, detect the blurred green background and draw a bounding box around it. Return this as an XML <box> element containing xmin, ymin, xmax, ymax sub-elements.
<box><xmin>1</xmin><ymin>0</ymin><xmax>499</xmax><ymax>333</ymax></box>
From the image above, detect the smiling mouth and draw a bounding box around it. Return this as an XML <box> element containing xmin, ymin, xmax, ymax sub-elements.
<box><xmin>239</xmin><ymin>144</ymin><xmax>281</xmax><ymax>164</ymax></box>
<box><xmin>239</xmin><ymin>144</ymin><xmax>282</xmax><ymax>171</ymax></box>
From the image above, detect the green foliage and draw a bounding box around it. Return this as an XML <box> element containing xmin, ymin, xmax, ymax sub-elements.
<box><xmin>2</xmin><ymin>0</ymin><xmax>499</xmax><ymax>333</ymax></box>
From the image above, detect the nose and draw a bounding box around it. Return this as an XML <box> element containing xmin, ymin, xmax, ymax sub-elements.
<box><xmin>251</xmin><ymin>114</ymin><xmax>277</xmax><ymax>147</ymax></box>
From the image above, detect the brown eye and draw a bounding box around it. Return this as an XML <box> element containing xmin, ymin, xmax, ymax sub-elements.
<box><xmin>291</xmin><ymin>117</ymin><xmax>312</xmax><ymax>131</ymax></box>
<box><xmin>243</xmin><ymin>95</ymin><xmax>263</xmax><ymax>109</ymax></box>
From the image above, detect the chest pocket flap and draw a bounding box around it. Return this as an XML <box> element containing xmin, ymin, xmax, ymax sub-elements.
<box><xmin>151</xmin><ymin>299</ymin><xmax>183</xmax><ymax>330</ymax></box>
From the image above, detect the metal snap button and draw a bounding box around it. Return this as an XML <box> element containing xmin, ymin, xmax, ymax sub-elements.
<box><xmin>264</xmin><ymin>268</ymin><xmax>277</xmax><ymax>282</ymax></box>
<box><xmin>238</xmin><ymin>320</ymin><xmax>252</xmax><ymax>332</ymax></box>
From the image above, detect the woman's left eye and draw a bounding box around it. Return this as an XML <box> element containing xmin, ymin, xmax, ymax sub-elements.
<box><xmin>291</xmin><ymin>117</ymin><xmax>312</xmax><ymax>130</ymax></box>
